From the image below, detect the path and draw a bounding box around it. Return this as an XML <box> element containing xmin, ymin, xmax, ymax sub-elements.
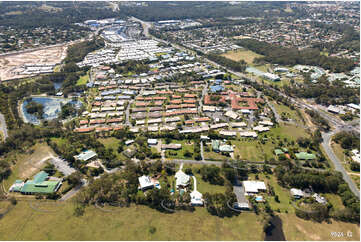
<box><xmin>200</xmin><ymin>141</ymin><xmax>205</xmax><ymax>162</ymax></box>
<box><xmin>0</xmin><ymin>112</ymin><xmax>8</xmax><ymax>141</ymax></box>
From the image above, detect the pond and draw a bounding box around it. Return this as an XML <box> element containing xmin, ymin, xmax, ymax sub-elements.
<box><xmin>264</xmin><ymin>215</ymin><xmax>286</xmax><ymax>241</ymax></box>
<box><xmin>53</xmin><ymin>82</ymin><xmax>63</xmax><ymax>91</ymax></box>
<box><xmin>21</xmin><ymin>96</ymin><xmax>82</xmax><ymax>125</ymax></box>
<box><xmin>246</xmin><ymin>67</ymin><xmax>267</xmax><ymax>77</ymax></box>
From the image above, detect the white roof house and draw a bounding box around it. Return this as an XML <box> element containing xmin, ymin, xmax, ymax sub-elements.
<box><xmin>225</xmin><ymin>110</ymin><xmax>239</xmax><ymax>120</ymax></box>
<box><xmin>138</xmin><ymin>175</ymin><xmax>154</xmax><ymax>190</ymax></box>
<box><xmin>243</xmin><ymin>181</ymin><xmax>267</xmax><ymax>195</ymax></box>
<box><xmin>351</xmin><ymin>149</ymin><xmax>360</xmax><ymax>163</ymax></box>
<box><xmin>290</xmin><ymin>188</ymin><xmax>304</xmax><ymax>198</ymax></box>
<box><xmin>190</xmin><ymin>190</ymin><xmax>203</xmax><ymax>206</ymax></box>
<box><xmin>175</xmin><ymin>170</ymin><xmax>190</xmax><ymax>188</ymax></box>
<box><xmin>230</xmin><ymin>122</ymin><xmax>247</xmax><ymax>128</ymax></box>
<box><xmin>259</xmin><ymin>120</ymin><xmax>274</xmax><ymax>126</ymax></box>
<box><xmin>219</xmin><ymin>130</ymin><xmax>237</xmax><ymax>136</ymax></box>
<box><xmin>147</xmin><ymin>139</ymin><xmax>158</xmax><ymax>145</ymax></box>
<box><xmin>253</xmin><ymin>125</ymin><xmax>270</xmax><ymax>132</ymax></box>
<box><xmin>74</xmin><ymin>150</ymin><xmax>97</xmax><ymax>162</ymax></box>
<box><xmin>239</xmin><ymin>131</ymin><xmax>258</xmax><ymax>138</ymax></box>
<box><xmin>203</xmin><ymin>105</ymin><xmax>216</xmax><ymax>112</ymax></box>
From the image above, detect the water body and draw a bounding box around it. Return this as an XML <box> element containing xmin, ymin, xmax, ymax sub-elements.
<box><xmin>53</xmin><ymin>82</ymin><xmax>63</xmax><ymax>91</ymax></box>
<box><xmin>245</xmin><ymin>66</ymin><xmax>267</xmax><ymax>76</ymax></box>
<box><xmin>22</xmin><ymin>97</ymin><xmax>82</xmax><ymax>125</ymax></box>
<box><xmin>264</xmin><ymin>215</ymin><xmax>286</xmax><ymax>241</ymax></box>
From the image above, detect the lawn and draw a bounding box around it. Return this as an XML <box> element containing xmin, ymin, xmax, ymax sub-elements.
<box><xmin>0</xmin><ymin>201</ymin><xmax>264</xmax><ymax>240</ymax></box>
<box><xmin>221</xmin><ymin>49</ymin><xmax>263</xmax><ymax>64</ymax></box>
<box><xmin>248</xmin><ymin>173</ymin><xmax>294</xmax><ymax>213</ymax></box>
<box><xmin>271</xmin><ymin>101</ymin><xmax>304</xmax><ymax>125</ymax></box>
<box><xmin>3</xmin><ymin>142</ymin><xmax>56</xmax><ymax>190</ymax></box>
<box><xmin>99</xmin><ymin>137</ymin><xmax>127</xmax><ymax>160</ymax></box>
<box><xmin>165</xmin><ymin>140</ymin><xmax>194</xmax><ymax>159</ymax></box>
<box><xmin>204</xmin><ymin>144</ymin><xmax>229</xmax><ymax>161</ymax></box>
<box><xmin>323</xmin><ymin>193</ymin><xmax>345</xmax><ymax>211</ymax></box>
<box><xmin>267</xmin><ymin>123</ymin><xmax>309</xmax><ymax>141</ymax></box>
<box><xmin>331</xmin><ymin>141</ymin><xmax>358</xmax><ymax>174</ymax></box>
<box><xmin>231</xmin><ymin>139</ymin><xmax>272</xmax><ymax>161</ymax></box>
<box><xmin>181</xmin><ymin>164</ymin><xmax>227</xmax><ymax>195</ymax></box>
<box><xmin>279</xmin><ymin>213</ymin><xmax>360</xmax><ymax>241</ymax></box>
<box><xmin>76</xmin><ymin>72</ymin><xmax>89</xmax><ymax>86</ymax></box>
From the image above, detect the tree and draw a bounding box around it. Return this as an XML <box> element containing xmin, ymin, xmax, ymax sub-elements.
<box><xmin>67</xmin><ymin>171</ymin><xmax>82</xmax><ymax>186</ymax></box>
<box><xmin>184</xmin><ymin>167</ymin><xmax>193</xmax><ymax>175</ymax></box>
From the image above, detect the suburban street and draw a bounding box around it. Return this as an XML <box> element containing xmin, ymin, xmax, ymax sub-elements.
<box><xmin>322</xmin><ymin>131</ymin><xmax>360</xmax><ymax>198</ymax></box>
<box><xmin>131</xmin><ymin>17</ymin><xmax>361</xmax><ymax>199</ymax></box>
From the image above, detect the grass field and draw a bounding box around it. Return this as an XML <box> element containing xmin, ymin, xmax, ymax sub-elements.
<box><xmin>3</xmin><ymin>143</ymin><xmax>55</xmax><ymax>190</ymax></box>
<box><xmin>279</xmin><ymin>213</ymin><xmax>360</xmax><ymax>241</ymax></box>
<box><xmin>76</xmin><ymin>72</ymin><xmax>89</xmax><ymax>86</ymax></box>
<box><xmin>221</xmin><ymin>49</ymin><xmax>263</xmax><ymax>64</ymax></box>
<box><xmin>0</xmin><ymin>201</ymin><xmax>264</xmax><ymax>240</ymax></box>
<box><xmin>165</xmin><ymin>140</ymin><xmax>194</xmax><ymax>159</ymax></box>
<box><xmin>98</xmin><ymin>137</ymin><xmax>127</xmax><ymax>160</ymax></box>
<box><xmin>323</xmin><ymin>193</ymin><xmax>345</xmax><ymax>211</ymax></box>
<box><xmin>204</xmin><ymin>144</ymin><xmax>229</xmax><ymax>160</ymax></box>
<box><xmin>231</xmin><ymin>139</ymin><xmax>272</xmax><ymax>161</ymax></box>
<box><xmin>181</xmin><ymin>164</ymin><xmax>227</xmax><ymax>195</ymax></box>
<box><xmin>330</xmin><ymin>142</ymin><xmax>359</xmax><ymax>174</ymax></box>
<box><xmin>248</xmin><ymin>173</ymin><xmax>294</xmax><ymax>213</ymax></box>
<box><xmin>272</xmin><ymin>101</ymin><xmax>304</xmax><ymax>125</ymax></box>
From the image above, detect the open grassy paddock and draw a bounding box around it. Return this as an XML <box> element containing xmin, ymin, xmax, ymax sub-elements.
<box><xmin>221</xmin><ymin>49</ymin><xmax>263</xmax><ymax>64</ymax></box>
<box><xmin>279</xmin><ymin>213</ymin><xmax>360</xmax><ymax>241</ymax></box>
<box><xmin>76</xmin><ymin>71</ymin><xmax>89</xmax><ymax>86</ymax></box>
<box><xmin>99</xmin><ymin>137</ymin><xmax>128</xmax><ymax>161</ymax></box>
<box><xmin>3</xmin><ymin>142</ymin><xmax>55</xmax><ymax>191</ymax></box>
<box><xmin>0</xmin><ymin>201</ymin><xmax>264</xmax><ymax>241</ymax></box>
<box><xmin>165</xmin><ymin>140</ymin><xmax>194</xmax><ymax>159</ymax></box>
<box><xmin>271</xmin><ymin>101</ymin><xmax>304</xmax><ymax>125</ymax></box>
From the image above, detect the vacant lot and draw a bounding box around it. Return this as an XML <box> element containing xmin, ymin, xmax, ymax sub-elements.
<box><xmin>221</xmin><ymin>49</ymin><xmax>263</xmax><ymax>64</ymax></box>
<box><xmin>280</xmin><ymin>213</ymin><xmax>360</xmax><ymax>241</ymax></box>
<box><xmin>0</xmin><ymin>45</ymin><xmax>67</xmax><ymax>80</ymax></box>
<box><xmin>76</xmin><ymin>72</ymin><xmax>89</xmax><ymax>86</ymax></box>
<box><xmin>3</xmin><ymin>143</ymin><xmax>55</xmax><ymax>190</ymax></box>
<box><xmin>0</xmin><ymin>201</ymin><xmax>264</xmax><ymax>240</ymax></box>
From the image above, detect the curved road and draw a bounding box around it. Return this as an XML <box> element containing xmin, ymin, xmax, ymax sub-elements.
<box><xmin>322</xmin><ymin>131</ymin><xmax>360</xmax><ymax>198</ymax></box>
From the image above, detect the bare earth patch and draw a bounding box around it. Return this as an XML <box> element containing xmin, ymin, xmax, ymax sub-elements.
<box><xmin>0</xmin><ymin>45</ymin><xmax>68</xmax><ymax>81</ymax></box>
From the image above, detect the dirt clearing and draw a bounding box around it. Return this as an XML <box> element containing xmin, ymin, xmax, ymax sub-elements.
<box><xmin>0</xmin><ymin>45</ymin><xmax>68</xmax><ymax>81</ymax></box>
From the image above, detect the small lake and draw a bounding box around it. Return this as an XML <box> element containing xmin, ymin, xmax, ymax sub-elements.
<box><xmin>246</xmin><ymin>67</ymin><xmax>267</xmax><ymax>76</ymax></box>
<box><xmin>22</xmin><ymin>96</ymin><xmax>82</xmax><ymax>125</ymax></box>
<box><xmin>53</xmin><ymin>82</ymin><xmax>63</xmax><ymax>91</ymax></box>
<box><xmin>264</xmin><ymin>215</ymin><xmax>286</xmax><ymax>241</ymax></box>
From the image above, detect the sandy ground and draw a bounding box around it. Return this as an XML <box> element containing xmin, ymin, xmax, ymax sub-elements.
<box><xmin>0</xmin><ymin>45</ymin><xmax>68</xmax><ymax>81</ymax></box>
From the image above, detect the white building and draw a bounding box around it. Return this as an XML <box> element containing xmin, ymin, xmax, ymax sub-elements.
<box><xmin>138</xmin><ymin>175</ymin><xmax>154</xmax><ymax>190</ymax></box>
<box><xmin>243</xmin><ymin>181</ymin><xmax>267</xmax><ymax>195</ymax></box>
<box><xmin>147</xmin><ymin>139</ymin><xmax>158</xmax><ymax>146</ymax></box>
<box><xmin>290</xmin><ymin>188</ymin><xmax>304</xmax><ymax>199</ymax></box>
<box><xmin>175</xmin><ymin>170</ymin><xmax>190</xmax><ymax>188</ymax></box>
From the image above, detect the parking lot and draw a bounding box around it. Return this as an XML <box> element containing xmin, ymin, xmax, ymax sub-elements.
<box><xmin>49</xmin><ymin>157</ymin><xmax>76</xmax><ymax>176</ymax></box>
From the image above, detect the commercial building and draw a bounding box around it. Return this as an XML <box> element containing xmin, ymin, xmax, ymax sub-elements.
<box><xmin>9</xmin><ymin>171</ymin><xmax>62</xmax><ymax>195</ymax></box>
